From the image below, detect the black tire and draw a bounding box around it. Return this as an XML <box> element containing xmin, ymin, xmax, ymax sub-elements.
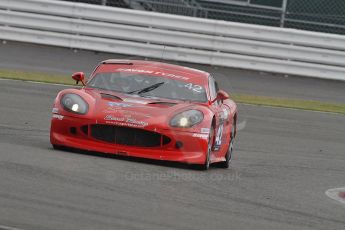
<box><xmin>199</xmin><ymin>126</ymin><xmax>214</xmax><ymax>170</ymax></box>
<box><xmin>201</xmin><ymin>144</ymin><xmax>211</xmax><ymax>170</ymax></box>
<box><xmin>52</xmin><ymin>144</ymin><xmax>64</xmax><ymax>150</ymax></box>
<box><xmin>218</xmin><ymin>121</ymin><xmax>235</xmax><ymax>168</ymax></box>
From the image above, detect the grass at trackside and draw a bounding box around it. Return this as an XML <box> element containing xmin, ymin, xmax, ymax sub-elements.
<box><xmin>1</xmin><ymin>68</ymin><xmax>345</xmax><ymax>115</ymax></box>
<box><xmin>233</xmin><ymin>94</ymin><xmax>345</xmax><ymax>116</ymax></box>
<box><xmin>0</xmin><ymin>69</ymin><xmax>73</xmax><ymax>85</ymax></box>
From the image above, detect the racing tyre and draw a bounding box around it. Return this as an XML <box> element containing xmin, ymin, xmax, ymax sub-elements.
<box><xmin>218</xmin><ymin>121</ymin><xmax>235</xmax><ymax>168</ymax></box>
<box><xmin>52</xmin><ymin>144</ymin><xmax>64</xmax><ymax>150</ymax></box>
<box><xmin>199</xmin><ymin>126</ymin><xmax>214</xmax><ymax>170</ymax></box>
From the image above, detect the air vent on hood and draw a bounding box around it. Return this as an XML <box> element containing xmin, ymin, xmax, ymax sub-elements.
<box><xmin>100</xmin><ymin>93</ymin><xmax>123</xmax><ymax>101</ymax></box>
<box><xmin>147</xmin><ymin>102</ymin><xmax>177</xmax><ymax>107</ymax></box>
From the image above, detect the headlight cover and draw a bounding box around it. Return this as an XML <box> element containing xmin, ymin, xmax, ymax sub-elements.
<box><xmin>170</xmin><ymin>110</ymin><xmax>204</xmax><ymax>128</ymax></box>
<box><xmin>61</xmin><ymin>93</ymin><xmax>88</xmax><ymax>114</ymax></box>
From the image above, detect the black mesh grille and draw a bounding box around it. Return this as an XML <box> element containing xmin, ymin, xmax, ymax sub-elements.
<box><xmin>90</xmin><ymin>124</ymin><xmax>171</xmax><ymax>147</ymax></box>
<box><xmin>81</xmin><ymin>125</ymin><xmax>89</xmax><ymax>135</ymax></box>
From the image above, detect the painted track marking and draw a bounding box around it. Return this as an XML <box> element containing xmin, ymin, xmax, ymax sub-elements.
<box><xmin>325</xmin><ymin>187</ymin><xmax>345</xmax><ymax>206</ymax></box>
<box><xmin>0</xmin><ymin>225</ymin><xmax>25</xmax><ymax>230</ymax></box>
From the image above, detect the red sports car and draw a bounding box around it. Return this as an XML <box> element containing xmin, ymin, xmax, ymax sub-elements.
<box><xmin>50</xmin><ymin>60</ymin><xmax>237</xmax><ymax>169</ymax></box>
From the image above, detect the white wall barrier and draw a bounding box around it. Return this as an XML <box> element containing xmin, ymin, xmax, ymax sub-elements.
<box><xmin>0</xmin><ymin>0</ymin><xmax>344</xmax><ymax>80</ymax></box>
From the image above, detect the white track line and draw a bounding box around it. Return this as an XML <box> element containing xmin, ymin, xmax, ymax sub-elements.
<box><xmin>0</xmin><ymin>77</ymin><xmax>70</xmax><ymax>86</ymax></box>
<box><xmin>239</xmin><ymin>102</ymin><xmax>343</xmax><ymax>116</ymax></box>
<box><xmin>325</xmin><ymin>187</ymin><xmax>345</xmax><ymax>206</ymax></box>
<box><xmin>0</xmin><ymin>225</ymin><xmax>25</xmax><ymax>230</ymax></box>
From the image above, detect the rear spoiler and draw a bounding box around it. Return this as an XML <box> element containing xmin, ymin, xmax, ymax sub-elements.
<box><xmin>101</xmin><ymin>60</ymin><xmax>133</xmax><ymax>65</ymax></box>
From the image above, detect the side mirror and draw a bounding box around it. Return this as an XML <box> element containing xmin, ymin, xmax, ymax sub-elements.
<box><xmin>216</xmin><ymin>90</ymin><xmax>230</xmax><ymax>103</ymax></box>
<box><xmin>72</xmin><ymin>72</ymin><xmax>85</xmax><ymax>86</ymax></box>
<box><xmin>211</xmin><ymin>90</ymin><xmax>229</xmax><ymax>104</ymax></box>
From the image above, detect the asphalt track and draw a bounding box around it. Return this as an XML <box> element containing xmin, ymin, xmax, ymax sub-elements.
<box><xmin>0</xmin><ymin>41</ymin><xmax>345</xmax><ymax>230</ymax></box>
<box><xmin>0</xmin><ymin>79</ymin><xmax>344</xmax><ymax>230</ymax></box>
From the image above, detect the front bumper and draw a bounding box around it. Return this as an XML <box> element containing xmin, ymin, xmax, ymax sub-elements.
<box><xmin>50</xmin><ymin>115</ymin><xmax>209</xmax><ymax>164</ymax></box>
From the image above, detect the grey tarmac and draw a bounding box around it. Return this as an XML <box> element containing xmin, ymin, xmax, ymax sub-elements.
<box><xmin>0</xmin><ymin>79</ymin><xmax>344</xmax><ymax>230</ymax></box>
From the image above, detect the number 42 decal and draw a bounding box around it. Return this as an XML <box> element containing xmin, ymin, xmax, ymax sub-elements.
<box><xmin>184</xmin><ymin>83</ymin><xmax>202</xmax><ymax>93</ymax></box>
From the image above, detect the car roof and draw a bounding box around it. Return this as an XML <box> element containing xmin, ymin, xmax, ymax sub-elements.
<box><xmin>95</xmin><ymin>59</ymin><xmax>210</xmax><ymax>85</ymax></box>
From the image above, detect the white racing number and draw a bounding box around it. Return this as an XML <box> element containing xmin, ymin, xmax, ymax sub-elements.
<box><xmin>214</xmin><ymin>123</ymin><xmax>224</xmax><ymax>150</ymax></box>
<box><xmin>184</xmin><ymin>83</ymin><xmax>202</xmax><ymax>93</ymax></box>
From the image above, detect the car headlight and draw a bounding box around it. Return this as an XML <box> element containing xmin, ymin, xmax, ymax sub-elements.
<box><xmin>61</xmin><ymin>93</ymin><xmax>88</xmax><ymax>114</ymax></box>
<box><xmin>170</xmin><ymin>110</ymin><xmax>203</xmax><ymax>128</ymax></box>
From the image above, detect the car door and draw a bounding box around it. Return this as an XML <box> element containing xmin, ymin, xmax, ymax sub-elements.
<box><xmin>208</xmin><ymin>76</ymin><xmax>228</xmax><ymax>153</ymax></box>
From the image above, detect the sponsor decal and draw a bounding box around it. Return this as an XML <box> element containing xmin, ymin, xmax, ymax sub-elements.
<box><xmin>108</xmin><ymin>102</ymin><xmax>132</xmax><ymax>107</ymax></box>
<box><xmin>128</xmin><ymin>111</ymin><xmax>151</xmax><ymax>118</ymax></box>
<box><xmin>104</xmin><ymin>115</ymin><xmax>125</xmax><ymax>122</ymax></box>
<box><xmin>117</xmin><ymin>68</ymin><xmax>189</xmax><ymax>80</ymax></box>
<box><xmin>103</xmin><ymin>107</ymin><xmax>121</xmax><ymax>113</ymax></box>
<box><xmin>126</xmin><ymin>118</ymin><xmax>148</xmax><ymax>127</ymax></box>
<box><xmin>105</xmin><ymin>121</ymin><xmax>148</xmax><ymax>128</ymax></box>
<box><xmin>102</xmin><ymin>107</ymin><xmax>151</xmax><ymax>118</ymax></box>
<box><xmin>201</xmin><ymin>128</ymin><xmax>210</xmax><ymax>134</ymax></box>
<box><xmin>104</xmin><ymin>115</ymin><xmax>148</xmax><ymax>128</ymax></box>
<box><xmin>52</xmin><ymin>114</ymin><xmax>64</xmax><ymax>120</ymax></box>
<box><xmin>117</xmin><ymin>68</ymin><xmax>154</xmax><ymax>74</ymax></box>
<box><xmin>123</xmin><ymin>98</ymin><xmax>147</xmax><ymax>104</ymax></box>
<box><xmin>222</xmin><ymin>108</ymin><xmax>229</xmax><ymax>120</ymax></box>
<box><xmin>213</xmin><ymin>124</ymin><xmax>224</xmax><ymax>151</ymax></box>
<box><xmin>192</xmin><ymin>133</ymin><xmax>209</xmax><ymax>139</ymax></box>
<box><xmin>52</xmin><ymin>108</ymin><xmax>59</xmax><ymax>114</ymax></box>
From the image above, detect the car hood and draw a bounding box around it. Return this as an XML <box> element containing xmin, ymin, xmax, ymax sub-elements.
<box><xmin>84</xmin><ymin>89</ymin><xmax>206</xmax><ymax>130</ymax></box>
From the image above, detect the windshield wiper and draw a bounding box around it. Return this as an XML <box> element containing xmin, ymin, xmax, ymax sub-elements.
<box><xmin>128</xmin><ymin>82</ymin><xmax>165</xmax><ymax>95</ymax></box>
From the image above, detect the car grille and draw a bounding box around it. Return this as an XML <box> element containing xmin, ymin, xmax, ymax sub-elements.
<box><xmin>89</xmin><ymin>124</ymin><xmax>171</xmax><ymax>147</ymax></box>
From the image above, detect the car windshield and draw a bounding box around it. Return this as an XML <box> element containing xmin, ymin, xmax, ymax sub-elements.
<box><xmin>87</xmin><ymin>72</ymin><xmax>207</xmax><ymax>102</ymax></box>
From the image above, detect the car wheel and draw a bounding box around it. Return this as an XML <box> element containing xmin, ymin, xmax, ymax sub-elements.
<box><xmin>199</xmin><ymin>126</ymin><xmax>214</xmax><ymax>170</ymax></box>
<box><xmin>52</xmin><ymin>144</ymin><xmax>64</xmax><ymax>150</ymax></box>
<box><xmin>219</xmin><ymin>121</ymin><xmax>235</xmax><ymax>168</ymax></box>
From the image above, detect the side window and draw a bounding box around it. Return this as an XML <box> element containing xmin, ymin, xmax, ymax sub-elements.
<box><xmin>209</xmin><ymin>76</ymin><xmax>217</xmax><ymax>101</ymax></box>
<box><xmin>214</xmin><ymin>80</ymin><xmax>219</xmax><ymax>93</ymax></box>
<box><xmin>214</xmin><ymin>80</ymin><xmax>222</xmax><ymax>105</ymax></box>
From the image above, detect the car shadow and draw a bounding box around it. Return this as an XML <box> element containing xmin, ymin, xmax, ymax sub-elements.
<box><xmin>50</xmin><ymin>146</ymin><xmax>217</xmax><ymax>171</ymax></box>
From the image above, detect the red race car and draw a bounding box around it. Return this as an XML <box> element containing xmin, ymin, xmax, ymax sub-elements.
<box><xmin>50</xmin><ymin>60</ymin><xmax>237</xmax><ymax>170</ymax></box>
